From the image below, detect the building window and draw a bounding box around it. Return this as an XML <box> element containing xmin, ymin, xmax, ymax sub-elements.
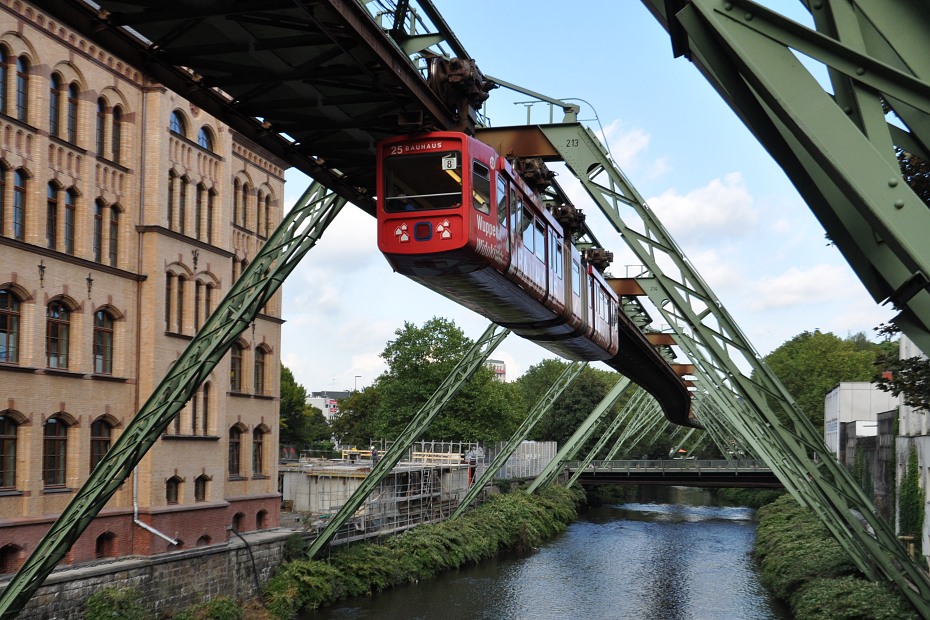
<box><xmin>66</xmin><ymin>83</ymin><xmax>78</xmax><ymax>143</ymax></box>
<box><xmin>194</xmin><ymin>475</ymin><xmax>208</xmax><ymax>502</ymax></box>
<box><xmin>166</xmin><ymin>476</ymin><xmax>181</xmax><ymax>504</ymax></box>
<box><xmin>0</xmin><ymin>544</ymin><xmax>23</xmax><ymax>575</ymax></box>
<box><xmin>240</xmin><ymin>183</ymin><xmax>249</xmax><ymax>229</ymax></box>
<box><xmin>198</xmin><ymin>127</ymin><xmax>213</xmax><ymax>151</ymax></box>
<box><xmin>202</xmin><ymin>382</ymin><xmax>210</xmax><ymax>435</ymax></box>
<box><xmin>93</xmin><ymin>200</ymin><xmax>105</xmax><ymax>262</ymax></box>
<box><xmin>46</xmin><ymin>301</ymin><xmax>70</xmax><ymax>369</ymax></box>
<box><xmin>15</xmin><ymin>56</ymin><xmax>28</xmax><ymax>122</ymax></box>
<box><xmin>108</xmin><ymin>206</ymin><xmax>119</xmax><ymax>267</ymax></box>
<box><xmin>13</xmin><ymin>169</ymin><xmax>26</xmax><ymax>241</ymax></box>
<box><xmin>0</xmin><ymin>164</ymin><xmax>6</xmax><ymax>236</ymax></box>
<box><xmin>111</xmin><ymin>106</ymin><xmax>122</xmax><ymax>164</ymax></box>
<box><xmin>0</xmin><ymin>416</ymin><xmax>18</xmax><ymax>489</ymax></box>
<box><xmin>252</xmin><ymin>428</ymin><xmax>265</xmax><ymax>476</ymax></box>
<box><xmin>206</xmin><ymin>190</ymin><xmax>215</xmax><ymax>243</ymax></box>
<box><xmin>167</xmin><ymin>172</ymin><xmax>175</xmax><ymax>230</ymax></box>
<box><xmin>228</xmin><ymin>427</ymin><xmax>241</xmax><ymax>477</ymax></box>
<box><xmin>254</xmin><ymin>348</ymin><xmax>266</xmax><ymax>395</ymax></box>
<box><xmin>205</xmin><ymin>284</ymin><xmax>213</xmax><ymax>318</ymax></box>
<box><xmin>93</xmin><ymin>310</ymin><xmax>114</xmax><ymax>375</ymax></box>
<box><xmin>232</xmin><ymin>178</ymin><xmax>240</xmax><ymax>227</ymax></box>
<box><xmin>176</xmin><ymin>276</ymin><xmax>185</xmax><ymax>333</ymax></box>
<box><xmin>46</xmin><ymin>183</ymin><xmax>58</xmax><ymax>250</ymax></box>
<box><xmin>90</xmin><ymin>418</ymin><xmax>112</xmax><ymax>471</ymax></box>
<box><xmin>195</xmin><ymin>184</ymin><xmax>204</xmax><ymax>240</ymax></box>
<box><xmin>264</xmin><ymin>194</ymin><xmax>272</xmax><ymax>239</ymax></box>
<box><xmin>165</xmin><ymin>273</ymin><xmax>174</xmax><ymax>331</ymax></box>
<box><xmin>43</xmin><ymin>416</ymin><xmax>69</xmax><ymax>487</ymax></box>
<box><xmin>232</xmin><ymin>512</ymin><xmax>244</xmax><ymax>533</ymax></box>
<box><xmin>169</xmin><ymin>110</ymin><xmax>186</xmax><ymax>136</ymax></box>
<box><xmin>0</xmin><ymin>290</ymin><xmax>20</xmax><ymax>364</ymax></box>
<box><xmin>95</xmin><ymin>98</ymin><xmax>106</xmax><ymax>154</ymax></box>
<box><xmin>230</xmin><ymin>343</ymin><xmax>243</xmax><ymax>392</ymax></box>
<box><xmin>194</xmin><ymin>280</ymin><xmax>202</xmax><ymax>331</ymax></box>
<box><xmin>64</xmin><ymin>189</ymin><xmax>76</xmax><ymax>255</ymax></box>
<box><xmin>178</xmin><ymin>177</ymin><xmax>188</xmax><ymax>235</ymax></box>
<box><xmin>95</xmin><ymin>532</ymin><xmax>116</xmax><ymax>559</ymax></box>
<box><xmin>191</xmin><ymin>387</ymin><xmax>199</xmax><ymax>434</ymax></box>
<box><xmin>49</xmin><ymin>74</ymin><xmax>62</xmax><ymax>137</ymax></box>
<box><xmin>0</xmin><ymin>48</ymin><xmax>7</xmax><ymax>115</ymax></box>
<box><xmin>256</xmin><ymin>191</ymin><xmax>264</xmax><ymax>237</ymax></box>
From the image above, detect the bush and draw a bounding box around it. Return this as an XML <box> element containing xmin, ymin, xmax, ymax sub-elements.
<box><xmin>84</xmin><ymin>587</ymin><xmax>147</xmax><ymax>620</ymax></box>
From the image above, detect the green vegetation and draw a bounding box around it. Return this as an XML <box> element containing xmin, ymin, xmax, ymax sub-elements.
<box><xmin>280</xmin><ymin>365</ymin><xmax>331</xmax><ymax>452</ymax></box>
<box><xmin>263</xmin><ymin>485</ymin><xmax>583</xmax><ymax>619</ymax></box>
<box><xmin>714</xmin><ymin>487</ymin><xmax>784</xmax><ymax>509</ymax></box>
<box><xmin>84</xmin><ymin>587</ymin><xmax>147</xmax><ymax>620</ymax></box>
<box><xmin>898</xmin><ymin>444</ymin><xmax>924</xmax><ymax>559</ymax></box>
<box><xmin>754</xmin><ymin>495</ymin><xmax>917</xmax><ymax>619</ymax></box>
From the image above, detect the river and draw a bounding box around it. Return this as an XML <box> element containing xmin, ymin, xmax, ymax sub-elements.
<box><xmin>304</xmin><ymin>486</ymin><xmax>788</xmax><ymax>620</ymax></box>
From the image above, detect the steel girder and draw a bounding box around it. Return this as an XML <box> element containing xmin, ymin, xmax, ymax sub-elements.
<box><xmin>537</xmin><ymin>121</ymin><xmax>930</xmax><ymax>613</ymax></box>
<box><xmin>305</xmin><ymin>322</ymin><xmax>509</xmax><ymax>558</ymax></box>
<box><xmin>451</xmin><ymin>361</ymin><xmax>587</xmax><ymax>519</ymax></box>
<box><xmin>642</xmin><ymin>0</ymin><xmax>930</xmax><ymax>353</ymax></box>
<box><xmin>567</xmin><ymin>392</ymin><xmax>646</xmax><ymax>488</ymax></box>
<box><xmin>527</xmin><ymin>377</ymin><xmax>632</xmax><ymax>493</ymax></box>
<box><xmin>0</xmin><ymin>181</ymin><xmax>347</xmax><ymax>619</ymax></box>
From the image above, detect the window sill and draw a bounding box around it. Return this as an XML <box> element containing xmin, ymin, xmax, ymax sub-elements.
<box><xmin>43</xmin><ymin>486</ymin><xmax>74</xmax><ymax>495</ymax></box>
<box><xmin>252</xmin><ymin>475</ymin><xmax>269</xmax><ymax>480</ymax></box>
<box><xmin>0</xmin><ymin>364</ymin><xmax>37</xmax><ymax>374</ymax></box>
<box><xmin>0</xmin><ymin>490</ymin><xmax>23</xmax><ymax>497</ymax></box>
<box><xmin>91</xmin><ymin>374</ymin><xmax>129</xmax><ymax>383</ymax></box>
<box><xmin>43</xmin><ymin>368</ymin><xmax>84</xmax><ymax>378</ymax></box>
<box><xmin>162</xmin><ymin>434</ymin><xmax>220</xmax><ymax>441</ymax></box>
<box><xmin>228</xmin><ymin>391</ymin><xmax>251</xmax><ymax>399</ymax></box>
<box><xmin>228</xmin><ymin>475</ymin><xmax>247</xmax><ymax>482</ymax></box>
<box><xmin>165</xmin><ymin>331</ymin><xmax>194</xmax><ymax>341</ymax></box>
<box><xmin>253</xmin><ymin>394</ymin><xmax>275</xmax><ymax>401</ymax></box>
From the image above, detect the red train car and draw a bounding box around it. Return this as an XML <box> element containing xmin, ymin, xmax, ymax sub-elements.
<box><xmin>377</xmin><ymin>131</ymin><xmax>619</xmax><ymax>362</ymax></box>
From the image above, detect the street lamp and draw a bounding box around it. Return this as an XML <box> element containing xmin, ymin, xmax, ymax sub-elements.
<box><xmin>355</xmin><ymin>375</ymin><xmax>361</xmax><ymax>391</ymax></box>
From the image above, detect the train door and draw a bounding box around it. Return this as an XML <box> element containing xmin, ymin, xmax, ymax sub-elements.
<box><xmin>495</xmin><ymin>172</ymin><xmax>510</xmax><ymax>268</ymax></box>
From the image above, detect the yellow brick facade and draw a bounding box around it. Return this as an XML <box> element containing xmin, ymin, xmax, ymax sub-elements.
<box><xmin>0</xmin><ymin>0</ymin><xmax>283</xmax><ymax>569</ymax></box>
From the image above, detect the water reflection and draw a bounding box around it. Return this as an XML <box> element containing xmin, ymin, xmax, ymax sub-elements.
<box><xmin>305</xmin><ymin>487</ymin><xmax>786</xmax><ymax>620</ymax></box>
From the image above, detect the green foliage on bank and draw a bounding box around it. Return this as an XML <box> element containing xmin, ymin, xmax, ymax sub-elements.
<box><xmin>754</xmin><ymin>495</ymin><xmax>917</xmax><ymax>619</ymax></box>
<box><xmin>84</xmin><ymin>587</ymin><xmax>147</xmax><ymax>620</ymax></box>
<box><xmin>714</xmin><ymin>487</ymin><xmax>784</xmax><ymax>509</ymax></box>
<box><xmin>263</xmin><ymin>485</ymin><xmax>584</xmax><ymax>619</ymax></box>
<box><xmin>899</xmin><ymin>444</ymin><xmax>925</xmax><ymax>558</ymax></box>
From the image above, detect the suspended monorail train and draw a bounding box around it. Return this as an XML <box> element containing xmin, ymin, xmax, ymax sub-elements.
<box><xmin>376</xmin><ymin>131</ymin><xmax>693</xmax><ymax>425</ymax></box>
<box><xmin>377</xmin><ymin>131</ymin><xmax>619</xmax><ymax>361</ymax></box>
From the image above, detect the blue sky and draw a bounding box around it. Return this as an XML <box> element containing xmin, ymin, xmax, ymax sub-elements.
<box><xmin>279</xmin><ymin>1</ymin><xmax>894</xmax><ymax>393</ymax></box>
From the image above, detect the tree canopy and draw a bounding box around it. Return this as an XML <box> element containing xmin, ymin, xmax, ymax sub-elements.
<box><xmin>280</xmin><ymin>365</ymin><xmax>331</xmax><ymax>450</ymax></box>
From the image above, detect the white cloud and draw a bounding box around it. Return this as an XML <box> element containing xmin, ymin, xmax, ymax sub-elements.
<box><xmin>648</xmin><ymin>173</ymin><xmax>758</xmax><ymax>246</ymax></box>
<box><xmin>746</xmin><ymin>263</ymin><xmax>859</xmax><ymax>311</ymax></box>
<box><xmin>602</xmin><ymin>120</ymin><xmax>651</xmax><ymax>169</ymax></box>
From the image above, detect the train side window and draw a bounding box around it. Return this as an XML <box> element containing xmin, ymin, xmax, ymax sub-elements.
<box><xmin>534</xmin><ymin>221</ymin><xmax>545</xmax><ymax>260</ymax></box>
<box><xmin>572</xmin><ymin>260</ymin><xmax>581</xmax><ymax>296</ymax></box>
<box><xmin>472</xmin><ymin>161</ymin><xmax>491</xmax><ymax>214</ymax></box>
<box><xmin>522</xmin><ymin>206</ymin><xmax>534</xmax><ymax>252</ymax></box>
<box><xmin>556</xmin><ymin>242</ymin><xmax>564</xmax><ymax>279</ymax></box>
<box><xmin>496</xmin><ymin>176</ymin><xmax>508</xmax><ymax>227</ymax></box>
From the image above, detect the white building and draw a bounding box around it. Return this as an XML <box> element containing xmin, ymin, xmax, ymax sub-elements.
<box><xmin>824</xmin><ymin>382</ymin><xmax>897</xmax><ymax>455</ymax></box>
<box><xmin>895</xmin><ymin>334</ymin><xmax>930</xmax><ymax>561</ymax></box>
<box><xmin>308</xmin><ymin>396</ymin><xmax>340</xmax><ymax>422</ymax></box>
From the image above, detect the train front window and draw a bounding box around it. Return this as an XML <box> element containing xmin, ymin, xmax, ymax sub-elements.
<box><xmin>383</xmin><ymin>151</ymin><xmax>463</xmax><ymax>212</ymax></box>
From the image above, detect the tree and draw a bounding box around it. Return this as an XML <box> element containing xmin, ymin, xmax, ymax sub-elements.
<box><xmin>764</xmin><ymin>330</ymin><xmax>877</xmax><ymax>428</ymax></box>
<box><xmin>370</xmin><ymin>318</ymin><xmax>519</xmax><ymax>442</ymax></box>
<box><xmin>873</xmin><ymin>323</ymin><xmax>930</xmax><ymax>411</ymax></box>
<box><xmin>280</xmin><ymin>365</ymin><xmax>331</xmax><ymax>449</ymax></box>
<box><xmin>330</xmin><ymin>385</ymin><xmax>380</xmax><ymax>447</ymax></box>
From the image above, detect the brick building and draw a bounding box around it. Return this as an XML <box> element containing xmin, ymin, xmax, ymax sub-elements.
<box><xmin>0</xmin><ymin>0</ymin><xmax>283</xmax><ymax>573</ymax></box>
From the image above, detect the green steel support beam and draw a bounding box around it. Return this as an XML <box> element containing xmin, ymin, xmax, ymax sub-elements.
<box><xmin>0</xmin><ymin>181</ymin><xmax>346</xmax><ymax>619</ymax></box>
<box><xmin>527</xmin><ymin>377</ymin><xmax>632</xmax><ymax>493</ymax></box>
<box><xmin>451</xmin><ymin>362</ymin><xmax>587</xmax><ymax>519</ymax></box>
<box><xmin>306</xmin><ymin>322</ymin><xmax>509</xmax><ymax>558</ymax></box>
<box><xmin>537</xmin><ymin>119</ymin><xmax>930</xmax><ymax>612</ymax></box>
<box><xmin>567</xmin><ymin>391</ymin><xmax>643</xmax><ymax>488</ymax></box>
<box><xmin>604</xmin><ymin>390</ymin><xmax>659</xmax><ymax>461</ymax></box>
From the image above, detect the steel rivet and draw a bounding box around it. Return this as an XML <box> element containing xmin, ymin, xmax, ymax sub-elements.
<box><xmin>856</xmin><ymin>67</ymin><xmax>865</xmax><ymax>75</ymax></box>
<box><xmin>894</xmin><ymin>199</ymin><xmax>905</xmax><ymax>210</ymax></box>
<box><xmin>723</xmin><ymin>2</ymin><xmax>733</xmax><ymax>9</ymax></box>
<box><xmin>888</xmin><ymin>178</ymin><xmax>899</xmax><ymax>187</ymax></box>
<box><xmin>745</xmin><ymin>12</ymin><xmax>753</xmax><ymax>20</ymax></box>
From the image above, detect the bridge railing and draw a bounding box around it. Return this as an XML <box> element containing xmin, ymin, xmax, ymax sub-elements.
<box><xmin>566</xmin><ymin>459</ymin><xmax>770</xmax><ymax>473</ymax></box>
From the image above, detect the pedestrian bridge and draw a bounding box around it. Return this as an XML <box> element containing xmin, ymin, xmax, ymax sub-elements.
<box><xmin>566</xmin><ymin>460</ymin><xmax>783</xmax><ymax>488</ymax></box>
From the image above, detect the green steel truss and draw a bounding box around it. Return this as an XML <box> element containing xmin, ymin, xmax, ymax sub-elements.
<box><xmin>537</xmin><ymin>121</ymin><xmax>930</xmax><ymax>614</ymax></box>
<box><xmin>603</xmin><ymin>390</ymin><xmax>663</xmax><ymax>461</ymax></box>
<box><xmin>0</xmin><ymin>182</ymin><xmax>347</xmax><ymax>619</ymax></box>
<box><xmin>527</xmin><ymin>377</ymin><xmax>632</xmax><ymax>493</ymax></box>
<box><xmin>306</xmin><ymin>322</ymin><xmax>509</xmax><ymax>558</ymax></box>
<box><xmin>451</xmin><ymin>361</ymin><xmax>587</xmax><ymax>519</ymax></box>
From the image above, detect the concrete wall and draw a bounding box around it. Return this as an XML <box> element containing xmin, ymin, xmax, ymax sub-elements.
<box><xmin>824</xmin><ymin>382</ymin><xmax>898</xmax><ymax>455</ymax></box>
<box><xmin>2</xmin><ymin>529</ymin><xmax>295</xmax><ymax>620</ymax></box>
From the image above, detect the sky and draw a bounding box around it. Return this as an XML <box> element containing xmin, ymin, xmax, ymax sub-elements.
<box><xmin>278</xmin><ymin>1</ymin><xmax>896</xmax><ymax>393</ymax></box>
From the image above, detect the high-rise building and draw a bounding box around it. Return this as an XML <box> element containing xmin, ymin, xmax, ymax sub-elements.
<box><xmin>0</xmin><ymin>0</ymin><xmax>283</xmax><ymax>573</ymax></box>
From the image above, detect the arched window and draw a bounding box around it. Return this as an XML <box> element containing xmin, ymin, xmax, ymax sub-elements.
<box><xmin>230</xmin><ymin>343</ymin><xmax>243</xmax><ymax>392</ymax></box>
<box><xmin>195</xmin><ymin>474</ymin><xmax>208</xmax><ymax>502</ymax></box>
<box><xmin>0</xmin><ymin>415</ymin><xmax>19</xmax><ymax>489</ymax></box>
<box><xmin>13</xmin><ymin>169</ymin><xmax>26</xmax><ymax>241</ymax></box>
<box><xmin>90</xmin><ymin>418</ymin><xmax>112</xmax><ymax>471</ymax></box>
<box><xmin>264</xmin><ymin>194</ymin><xmax>272</xmax><ymax>239</ymax></box>
<box><xmin>46</xmin><ymin>183</ymin><xmax>58</xmax><ymax>249</ymax></box>
<box><xmin>206</xmin><ymin>190</ymin><xmax>216</xmax><ymax>243</ymax></box>
<box><xmin>0</xmin><ymin>48</ymin><xmax>7</xmax><ymax>114</ymax></box>
<box><xmin>194</xmin><ymin>280</ymin><xmax>202</xmax><ymax>331</ymax></box>
<box><xmin>205</xmin><ymin>283</ymin><xmax>213</xmax><ymax>318</ymax></box>
<box><xmin>228</xmin><ymin>427</ymin><xmax>242</xmax><ymax>477</ymax></box>
<box><xmin>254</xmin><ymin>347</ymin><xmax>266</xmax><ymax>395</ymax></box>
<box><xmin>169</xmin><ymin>110</ymin><xmax>186</xmax><ymax>136</ymax></box>
<box><xmin>256</xmin><ymin>191</ymin><xmax>264</xmax><ymax>236</ymax></box>
<box><xmin>166</xmin><ymin>476</ymin><xmax>181</xmax><ymax>504</ymax></box>
<box><xmin>197</xmin><ymin>126</ymin><xmax>213</xmax><ymax>151</ymax></box>
<box><xmin>231</xmin><ymin>512</ymin><xmax>244</xmax><ymax>533</ymax></box>
<box><xmin>0</xmin><ymin>289</ymin><xmax>21</xmax><ymax>364</ymax></box>
<box><xmin>256</xmin><ymin>510</ymin><xmax>268</xmax><ymax>529</ymax></box>
<box><xmin>196</xmin><ymin>535</ymin><xmax>211</xmax><ymax>547</ymax></box>
<box><xmin>167</xmin><ymin>171</ymin><xmax>176</xmax><ymax>230</ymax></box>
<box><xmin>46</xmin><ymin>300</ymin><xmax>70</xmax><ymax>369</ymax></box>
<box><xmin>111</xmin><ymin>105</ymin><xmax>122</xmax><ymax>164</ymax></box>
<box><xmin>108</xmin><ymin>206</ymin><xmax>119</xmax><ymax>267</ymax></box>
<box><xmin>95</xmin><ymin>98</ymin><xmax>106</xmax><ymax>154</ymax></box>
<box><xmin>66</xmin><ymin>83</ymin><xmax>79</xmax><ymax>143</ymax></box>
<box><xmin>0</xmin><ymin>544</ymin><xmax>23</xmax><ymax>575</ymax></box>
<box><xmin>252</xmin><ymin>428</ymin><xmax>265</xmax><ymax>476</ymax></box>
<box><xmin>49</xmin><ymin>74</ymin><xmax>62</xmax><ymax>137</ymax></box>
<box><xmin>232</xmin><ymin>178</ymin><xmax>240</xmax><ymax>227</ymax></box>
<box><xmin>93</xmin><ymin>310</ymin><xmax>114</xmax><ymax>375</ymax></box>
<box><xmin>202</xmin><ymin>382</ymin><xmax>210</xmax><ymax>435</ymax></box>
<box><xmin>93</xmin><ymin>199</ymin><xmax>104</xmax><ymax>262</ymax></box>
<box><xmin>240</xmin><ymin>182</ymin><xmax>250</xmax><ymax>229</ymax></box>
<box><xmin>164</xmin><ymin>273</ymin><xmax>174</xmax><ymax>331</ymax></box>
<box><xmin>95</xmin><ymin>532</ymin><xmax>117</xmax><ymax>558</ymax></box>
<box><xmin>64</xmin><ymin>188</ymin><xmax>76</xmax><ymax>255</ymax></box>
<box><xmin>176</xmin><ymin>275</ymin><xmax>186</xmax><ymax>334</ymax></box>
<box><xmin>15</xmin><ymin>56</ymin><xmax>28</xmax><ymax>122</ymax></box>
<box><xmin>43</xmin><ymin>415</ymin><xmax>69</xmax><ymax>487</ymax></box>
<box><xmin>178</xmin><ymin>176</ymin><xmax>188</xmax><ymax>235</ymax></box>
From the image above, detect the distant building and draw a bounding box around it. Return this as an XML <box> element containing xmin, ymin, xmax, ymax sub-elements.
<box><xmin>896</xmin><ymin>334</ymin><xmax>930</xmax><ymax>563</ymax></box>
<box><xmin>824</xmin><ymin>382</ymin><xmax>897</xmax><ymax>457</ymax></box>
<box><xmin>307</xmin><ymin>396</ymin><xmax>340</xmax><ymax>422</ymax></box>
<box><xmin>485</xmin><ymin>359</ymin><xmax>506</xmax><ymax>382</ymax></box>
